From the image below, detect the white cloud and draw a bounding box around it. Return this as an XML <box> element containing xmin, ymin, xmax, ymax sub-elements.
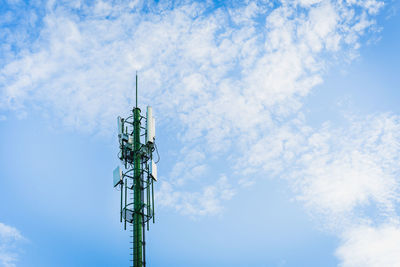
<box><xmin>0</xmin><ymin>222</ymin><xmax>25</xmax><ymax>267</ymax></box>
<box><xmin>0</xmin><ymin>0</ymin><xmax>385</xmax><ymax>215</ymax></box>
<box><xmin>336</xmin><ymin>223</ymin><xmax>400</xmax><ymax>267</ymax></box>
<box><xmin>236</xmin><ymin>112</ymin><xmax>400</xmax><ymax>265</ymax></box>
<box><xmin>294</xmin><ymin>114</ymin><xmax>400</xmax><ymax>229</ymax></box>
<box><xmin>240</xmin><ymin>113</ymin><xmax>400</xmax><ymax>220</ymax></box>
<box><xmin>157</xmin><ymin>175</ymin><xmax>235</xmax><ymax>217</ymax></box>
<box><xmin>0</xmin><ymin>1</ymin><xmax>382</xmax><ymax>136</ymax></box>
<box><xmin>282</xmin><ymin>113</ymin><xmax>400</xmax><ymax>266</ymax></box>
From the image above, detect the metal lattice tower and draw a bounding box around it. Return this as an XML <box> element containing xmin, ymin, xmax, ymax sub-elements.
<box><xmin>113</xmin><ymin>74</ymin><xmax>158</xmax><ymax>267</ymax></box>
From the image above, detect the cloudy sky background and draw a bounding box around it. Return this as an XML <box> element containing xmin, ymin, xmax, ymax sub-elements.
<box><xmin>1</xmin><ymin>0</ymin><xmax>400</xmax><ymax>266</ymax></box>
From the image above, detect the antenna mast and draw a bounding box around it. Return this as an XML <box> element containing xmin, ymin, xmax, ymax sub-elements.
<box><xmin>113</xmin><ymin>74</ymin><xmax>158</xmax><ymax>267</ymax></box>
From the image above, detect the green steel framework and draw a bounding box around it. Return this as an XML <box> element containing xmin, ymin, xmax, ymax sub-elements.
<box><xmin>114</xmin><ymin>74</ymin><xmax>157</xmax><ymax>267</ymax></box>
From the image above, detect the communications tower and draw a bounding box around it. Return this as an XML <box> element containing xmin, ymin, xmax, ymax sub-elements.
<box><xmin>113</xmin><ymin>74</ymin><xmax>158</xmax><ymax>267</ymax></box>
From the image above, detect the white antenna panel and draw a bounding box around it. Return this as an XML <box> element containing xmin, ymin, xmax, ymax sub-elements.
<box><xmin>117</xmin><ymin>116</ymin><xmax>123</xmax><ymax>135</ymax></box>
<box><xmin>150</xmin><ymin>160</ymin><xmax>157</xmax><ymax>181</ymax></box>
<box><xmin>113</xmin><ymin>166</ymin><xmax>122</xmax><ymax>187</ymax></box>
<box><xmin>146</xmin><ymin>106</ymin><xmax>155</xmax><ymax>144</ymax></box>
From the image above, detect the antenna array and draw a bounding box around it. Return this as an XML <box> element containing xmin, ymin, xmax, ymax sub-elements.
<box><xmin>113</xmin><ymin>74</ymin><xmax>158</xmax><ymax>267</ymax></box>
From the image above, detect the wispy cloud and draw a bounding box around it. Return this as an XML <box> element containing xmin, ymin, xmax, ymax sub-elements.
<box><xmin>295</xmin><ymin>113</ymin><xmax>400</xmax><ymax>266</ymax></box>
<box><xmin>294</xmin><ymin>114</ymin><xmax>400</xmax><ymax>228</ymax></box>
<box><xmin>0</xmin><ymin>0</ymin><xmax>382</xmax><ymax>133</ymax></box>
<box><xmin>157</xmin><ymin>175</ymin><xmax>235</xmax><ymax>217</ymax></box>
<box><xmin>239</xmin><ymin>112</ymin><xmax>400</xmax><ymax>265</ymax></box>
<box><xmin>0</xmin><ymin>222</ymin><xmax>25</xmax><ymax>267</ymax></box>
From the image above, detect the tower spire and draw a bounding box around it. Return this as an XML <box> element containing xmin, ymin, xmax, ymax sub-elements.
<box><xmin>136</xmin><ymin>71</ymin><xmax>138</xmax><ymax>108</ymax></box>
<box><xmin>113</xmin><ymin>73</ymin><xmax>158</xmax><ymax>266</ymax></box>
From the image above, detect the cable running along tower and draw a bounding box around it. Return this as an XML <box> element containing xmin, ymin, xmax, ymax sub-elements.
<box><xmin>113</xmin><ymin>74</ymin><xmax>158</xmax><ymax>267</ymax></box>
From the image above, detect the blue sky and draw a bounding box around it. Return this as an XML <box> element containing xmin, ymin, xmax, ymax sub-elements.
<box><xmin>1</xmin><ymin>0</ymin><xmax>400</xmax><ymax>266</ymax></box>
